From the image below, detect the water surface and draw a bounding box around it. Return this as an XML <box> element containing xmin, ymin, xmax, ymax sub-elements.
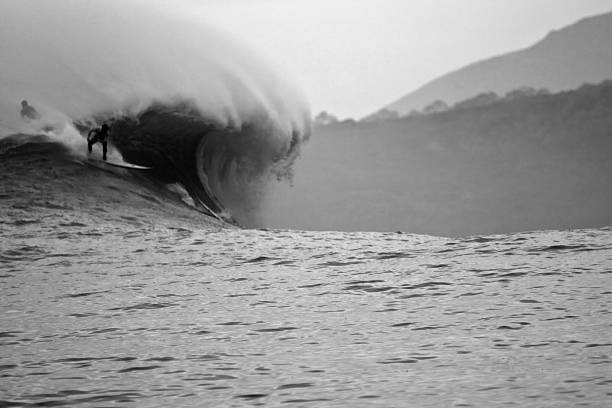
<box><xmin>2</xmin><ymin>220</ymin><xmax>611</xmax><ymax>407</ymax></box>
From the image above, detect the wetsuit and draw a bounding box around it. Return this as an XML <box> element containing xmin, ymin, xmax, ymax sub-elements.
<box><xmin>87</xmin><ymin>127</ymin><xmax>109</xmax><ymax>160</ymax></box>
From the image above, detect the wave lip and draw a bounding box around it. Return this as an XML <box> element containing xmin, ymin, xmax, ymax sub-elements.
<box><xmin>95</xmin><ymin>102</ymin><xmax>307</xmax><ymax>224</ymax></box>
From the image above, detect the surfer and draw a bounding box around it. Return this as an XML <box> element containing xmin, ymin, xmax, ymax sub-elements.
<box><xmin>87</xmin><ymin>124</ymin><xmax>110</xmax><ymax>161</ymax></box>
<box><xmin>20</xmin><ymin>100</ymin><xmax>40</xmax><ymax>121</ymax></box>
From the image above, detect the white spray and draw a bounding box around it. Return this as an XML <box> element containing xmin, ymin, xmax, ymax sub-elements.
<box><xmin>0</xmin><ymin>0</ymin><xmax>310</xmax><ymax>142</ymax></box>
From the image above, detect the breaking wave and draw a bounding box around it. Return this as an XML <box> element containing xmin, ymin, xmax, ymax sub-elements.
<box><xmin>0</xmin><ymin>0</ymin><xmax>311</xmax><ymax>225</ymax></box>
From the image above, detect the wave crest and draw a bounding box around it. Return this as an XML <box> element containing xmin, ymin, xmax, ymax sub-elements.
<box><xmin>102</xmin><ymin>103</ymin><xmax>307</xmax><ymax>224</ymax></box>
<box><xmin>1</xmin><ymin>0</ymin><xmax>311</xmax><ymax>224</ymax></box>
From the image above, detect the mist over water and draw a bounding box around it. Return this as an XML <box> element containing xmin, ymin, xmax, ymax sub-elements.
<box><xmin>0</xmin><ymin>0</ymin><xmax>309</xmax><ymax>132</ymax></box>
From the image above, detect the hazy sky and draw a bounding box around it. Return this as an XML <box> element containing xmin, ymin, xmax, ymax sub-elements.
<box><xmin>182</xmin><ymin>0</ymin><xmax>612</xmax><ymax>119</ymax></box>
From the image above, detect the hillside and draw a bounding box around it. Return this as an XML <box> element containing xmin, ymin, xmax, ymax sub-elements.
<box><xmin>259</xmin><ymin>81</ymin><xmax>612</xmax><ymax>236</ymax></box>
<box><xmin>385</xmin><ymin>11</ymin><xmax>612</xmax><ymax>115</ymax></box>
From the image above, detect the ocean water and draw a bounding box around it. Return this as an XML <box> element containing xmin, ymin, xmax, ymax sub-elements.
<box><xmin>4</xmin><ymin>2</ymin><xmax>611</xmax><ymax>406</ymax></box>
<box><xmin>2</xmin><ymin>142</ymin><xmax>612</xmax><ymax>407</ymax></box>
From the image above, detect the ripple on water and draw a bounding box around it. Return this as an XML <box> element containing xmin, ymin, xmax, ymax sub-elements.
<box><xmin>1</xmin><ymin>227</ymin><xmax>611</xmax><ymax>407</ymax></box>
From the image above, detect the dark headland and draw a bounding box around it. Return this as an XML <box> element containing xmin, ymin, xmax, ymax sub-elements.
<box><xmin>266</xmin><ymin>80</ymin><xmax>612</xmax><ymax>236</ymax></box>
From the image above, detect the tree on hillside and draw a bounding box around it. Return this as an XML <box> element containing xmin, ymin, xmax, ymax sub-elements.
<box><xmin>422</xmin><ymin>100</ymin><xmax>449</xmax><ymax>114</ymax></box>
<box><xmin>453</xmin><ymin>92</ymin><xmax>500</xmax><ymax>110</ymax></box>
<box><xmin>505</xmin><ymin>86</ymin><xmax>550</xmax><ymax>100</ymax></box>
<box><xmin>361</xmin><ymin>108</ymin><xmax>399</xmax><ymax>123</ymax></box>
<box><xmin>314</xmin><ymin>111</ymin><xmax>339</xmax><ymax>127</ymax></box>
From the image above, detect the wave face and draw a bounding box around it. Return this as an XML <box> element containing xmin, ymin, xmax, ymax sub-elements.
<box><xmin>0</xmin><ymin>0</ymin><xmax>310</xmax><ymax>224</ymax></box>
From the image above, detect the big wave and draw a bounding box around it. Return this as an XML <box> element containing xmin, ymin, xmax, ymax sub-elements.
<box><xmin>0</xmin><ymin>0</ymin><xmax>311</xmax><ymax>225</ymax></box>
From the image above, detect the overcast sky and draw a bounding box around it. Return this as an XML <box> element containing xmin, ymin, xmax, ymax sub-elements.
<box><xmin>182</xmin><ymin>0</ymin><xmax>612</xmax><ymax>119</ymax></box>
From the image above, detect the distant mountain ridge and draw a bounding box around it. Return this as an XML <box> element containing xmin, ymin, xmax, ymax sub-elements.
<box><xmin>385</xmin><ymin>10</ymin><xmax>612</xmax><ymax>115</ymax></box>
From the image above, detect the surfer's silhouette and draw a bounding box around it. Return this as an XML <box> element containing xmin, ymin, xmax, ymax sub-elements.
<box><xmin>87</xmin><ymin>124</ymin><xmax>110</xmax><ymax>161</ymax></box>
<box><xmin>20</xmin><ymin>100</ymin><xmax>40</xmax><ymax>121</ymax></box>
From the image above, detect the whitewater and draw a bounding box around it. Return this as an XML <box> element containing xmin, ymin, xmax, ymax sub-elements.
<box><xmin>0</xmin><ymin>0</ymin><xmax>310</xmax><ymax>225</ymax></box>
<box><xmin>1</xmin><ymin>1</ymin><xmax>612</xmax><ymax>407</ymax></box>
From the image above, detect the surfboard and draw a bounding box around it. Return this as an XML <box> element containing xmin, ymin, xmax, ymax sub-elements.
<box><xmin>88</xmin><ymin>157</ymin><xmax>152</xmax><ymax>170</ymax></box>
<box><xmin>103</xmin><ymin>160</ymin><xmax>152</xmax><ymax>170</ymax></box>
